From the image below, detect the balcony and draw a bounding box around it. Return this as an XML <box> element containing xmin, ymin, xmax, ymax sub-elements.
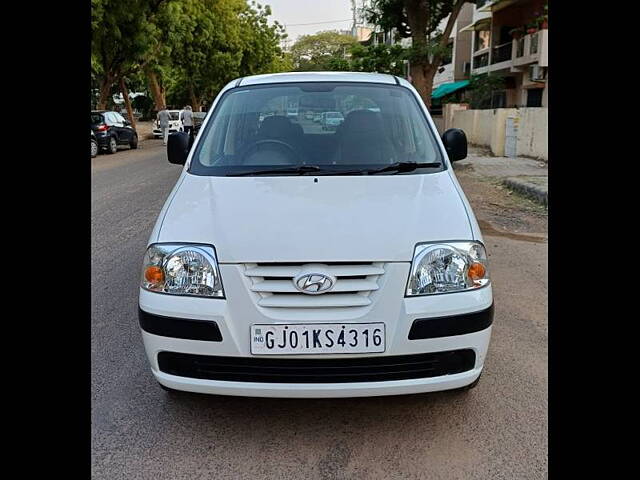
<box><xmin>491</xmin><ymin>42</ymin><xmax>513</xmax><ymax>65</ymax></box>
<box><xmin>512</xmin><ymin>29</ymin><xmax>548</xmax><ymax>68</ymax></box>
<box><xmin>470</xmin><ymin>28</ymin><xmax>548</xmax><ymax>75</ymax></box>
<box><xmin>472</xmin><ymin>50</ymin><xmax>490</xmax><ymax>73</ymax></box>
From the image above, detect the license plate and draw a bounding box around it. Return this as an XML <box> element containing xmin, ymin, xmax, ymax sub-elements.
<box><xmin>250</xmin><ymin>323</ymin><xmax>385</xmax><ymax>355</ymax></box>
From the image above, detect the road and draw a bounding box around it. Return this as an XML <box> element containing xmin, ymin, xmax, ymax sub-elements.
<box><xmin>91</xmin><ymin>140</ymin><xmax>547</xmax><ymax>479</ymax></box>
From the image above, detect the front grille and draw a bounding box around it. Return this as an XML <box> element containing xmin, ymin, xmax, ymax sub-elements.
<box><xmin>243</xmin><ymin>262</ymin><xmax>384</xmax><ymax>308</ymax></box>
<box><xmin>157</xmin><ymin>350</ymin><xmax>476</xmax><ymax>383</ymax></box>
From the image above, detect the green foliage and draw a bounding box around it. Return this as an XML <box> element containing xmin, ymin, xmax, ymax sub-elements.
<box><xmin>132</xmin><ymin>94</ymin><xmax>155</xmax><ymax>119</ymax></box>
<box><xmin>92</xmin><ymin>0</ymin><xmax>288</xmax><ymax>109</ymax></box>
<box><xmin>367</xmin><ymin>0</ymin><xmax>461</xmax><ymax>42</ymax></box>
<box><xmin>163</xmin><ymin>0</ymin><xmax>288</xmax><ymax>106</ymax></box>
<box><xmin>349</xmin><ymin>44</ymin><xmax>407</xmax><ymax>76</ymax></box>
<box><xmin>288</xmin><ymin>30</ymin><xmax>408</xmax><ymax>76</ymax></box>
<box><xmin>290</xmin><ymin>31</ymin><xmax>358</xmax><ymax>71</ymax></box>
<box><xmin>364</xmin><ymin>1</ymin><xmax>470</xmax><ymax>104</ymax></box>
<box><xmin>467</xmin><ymin>74</ymin><xmax>505</xmax><ymax>109</ymax></box>
<box><xmin>91</xmin><ymin>0</ymin><xmax>167</xmax><ymax>78</ymax></box>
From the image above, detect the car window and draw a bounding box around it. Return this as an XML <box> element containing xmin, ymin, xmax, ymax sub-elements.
<box><xmin>191</xmin><ymin>82</ymin><xmax>442</xmax><ymax>176</ymax></box>
<box><xmin>91</xmin><ymin>113</ymin><xmax>104</xmax><ymax>124</ymax></box>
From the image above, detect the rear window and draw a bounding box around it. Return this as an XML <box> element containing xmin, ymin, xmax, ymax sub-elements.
<box><xmin>190</xmin><ymin>82</ymin><xmax>443</xmax><ymax>176</ymax></box>
<box><xmin>91</xmin><ymin>113</ymin><xmax>104</xmax><ymax>124</ymax></box>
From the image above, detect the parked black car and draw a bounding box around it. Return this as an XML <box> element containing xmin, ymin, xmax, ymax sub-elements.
<box><xmin>193</xmin><ymin>111</ymin><xmax>207</xmax><ymax>133</ymax></box>
<box><xmin>91</xmin><ymin>130</ymin><xmax>98</xmax><ymax>158</ymax></box>
<box><xmin>91</xmin><ymin>110</ymin><xmax>138</xmax><ymax>154</ymax></box>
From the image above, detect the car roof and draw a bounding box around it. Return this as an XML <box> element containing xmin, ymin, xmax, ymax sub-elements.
<box><xmin>238</xmin><ymin>71</ymin><xmax>399</xmax><ymax>86</ymax></box>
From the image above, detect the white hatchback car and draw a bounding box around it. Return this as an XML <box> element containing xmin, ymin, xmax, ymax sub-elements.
<box><xmin>139</xmin><ymin>72</ymin><xmax>493</xmax><ymax>398</ymax></box>
<box><xmin>152</xmin><ymin>110</ymin><xmax>182</xmax><ymax>137</ymax></box>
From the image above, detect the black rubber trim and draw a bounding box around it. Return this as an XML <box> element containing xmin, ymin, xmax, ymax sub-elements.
<box><xmin>157</xmin><ymin>349</ymin><xmax>475</xmax><ymax>383</ymax></box>
<box><xmin>408</xmin><ymin>303</ymin><xmax>494</xmax><ymax>340</ymax></box>
<box><xmin>236</xmin><ymin>77</ymin><xmax>244</xmax><ymax>87</ymax></box>
<box><xmin>393</xmin><ymin>75</ymin><xmax>401</xmax><ymax>85</ymax></box>
<box><xmin>138</xmin><ymin>308</ymin><xmax>222</xmax><ymax>341</ymax></box>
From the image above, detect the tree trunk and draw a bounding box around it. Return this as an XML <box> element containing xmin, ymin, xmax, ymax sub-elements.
<box><xmin>119</xmin><ymin>76</ymin><xmax>137</xmax><ymax>130</ymax></box>
<box><xmin>410</xmin><ymin>61</ymin><xmax>437</xmax><ymax>108</ymax></box>
<box><xmin>189</xmin><ymin>84</ymin><xmax>201</xmax><ymax>112</ymax></box>
<box><xmin>146</xmin><ymin>68</ymin><xmax>166</xmax><ymax>110</ymax></box>
<box><xmin>97</xmin><ymin>74</ymin><xmax>114</xmax><ymax>110</ymax></box>
<box><xmin>404</xmin><ymin>0</ymin><xmax>467</xmax><ymax>108</ymax></box>
<box><xmin>405</xmin><ymin>0</ymin><xmax>433</xmax><ymax>107</ymax></box>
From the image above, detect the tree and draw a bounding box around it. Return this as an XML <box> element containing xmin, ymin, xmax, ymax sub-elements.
<box><xmin>238</xmin><ymin>2</ymin><xmax>290</xmax><ymax>76</ymax></box>
<box><xmin>168</xmin><ymin>0</ymin><xmax>287</xmax><ymax>110</ymax></box>
<box><xmin>93</xmin><ymin>0</ymin><xmax>289</xmax><ymax>117</ymax></box>
<box><xmin>290</xmin><ymin>31</ymin><xmax>358</xmax><ymax>71</ymax></box>
<box><xmin>467</xmin><ymin>74</ymin><xmax>505</xmax><ymax>109</ymax></box>
<box><xmin>91</xmin><ymin>0</ymin><xmax>175</xmax><ymax>127</ymax></box>
<box><xmin>349</xmin><ymin>43</ymin><xmax>407</xmax><ymax>76</ymax></box>
<box><xmin>132</xmin><ymin>94</ymin><xmax>155</xmax><ymax>120</ymax></box>
<box><xmin>138</xmin><ymin>0</ymin><xmax>194</xmax><ymax>110</ymax></box>
<box><xmin>367</xmin><ymin>0</ymin><xmax>469</xmax><ymax>106</ymax></box>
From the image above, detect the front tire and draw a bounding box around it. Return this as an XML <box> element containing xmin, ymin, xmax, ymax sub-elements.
<box><xmin>106</xmin><ymin>136</ymin><xmax>118</xmax><ymax>154</ymax></box>
<box><xmin>454</xmin><ymin>373</ymin><xmax>482</xmax><ymax>393</ymax></box>
<box><xmin>158</xmin><ymin>381</ymin><xmax>186</xmax><ymax>397</ymax></box>
<box><xmin>91</xmin><ymin>139</ymin><xmax>98</xmax><ymax>158</ymax></box>
<box><xmin>130</xmin><ymin>134</ymin><xmax>138</xmax><ymax>149</ymax></box>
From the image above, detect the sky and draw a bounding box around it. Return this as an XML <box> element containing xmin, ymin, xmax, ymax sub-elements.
<box><xmin>265</xmin><ymin>0</ymin><xmax>354</xmax><ymax>46</ymax></box>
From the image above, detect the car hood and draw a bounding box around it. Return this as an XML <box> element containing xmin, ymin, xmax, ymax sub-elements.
<box><xmin>156</xmin><ymin>172</ymin><xmax>473</xmax><ymax>263</ymax></box>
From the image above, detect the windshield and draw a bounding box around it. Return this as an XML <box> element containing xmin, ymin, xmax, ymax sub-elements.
<box><xmin>169</xmin><ymin>112</ymin><xmax>180</xmax><ymax>120</ymax></box>
<box><xmin>190</xmin><ymin>82</ymin><xmax>444</xmax><ymax>176</ymax></box>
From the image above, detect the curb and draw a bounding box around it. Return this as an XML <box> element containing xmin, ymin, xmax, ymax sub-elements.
<box><xmin>502</xmin><ymin>178</ymin><xmax>547</xmax><ymax>207</ymax></box>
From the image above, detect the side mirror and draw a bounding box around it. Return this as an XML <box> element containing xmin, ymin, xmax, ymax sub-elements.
<box><xmin>167</xmin><ymin>132</ymin><xmax>190</xmax><ymax>165</ymax></box>
<box><xmin>442</xmin><ymin>128</ymin><xmax>467</xmax><ymax>161</ymax></box>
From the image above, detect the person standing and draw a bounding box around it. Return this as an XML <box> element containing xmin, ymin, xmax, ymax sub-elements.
<box><xmin>181</xmin><ymin>105</ymin><xmax>194</xmax><ymax>142</ymax></box>
<box><xmin>156</xmin><ymin>107</ymin><xmax>170</xmax><ymax>145</ymax></box>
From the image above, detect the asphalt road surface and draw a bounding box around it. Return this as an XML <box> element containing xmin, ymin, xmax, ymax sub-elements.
<box><xmin>91</xmin><ymin>140</ymin><xmax>548</xmax><ymax>479</ymax></box>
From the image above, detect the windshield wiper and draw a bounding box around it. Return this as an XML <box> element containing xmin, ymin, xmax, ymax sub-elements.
<box><xmin>226</xmin><ymin>165</ymin><xmax>322</xmax><ymax>177</ymax></box>
<box><xmin>319</xmin><ymin>161</ymin><xmax>442</xmax><ymax>176</ymax></box>
<box><xmin>365</xmin><ymin>161</ymin><xmax>442</xmax><ymax>174</ymax></box>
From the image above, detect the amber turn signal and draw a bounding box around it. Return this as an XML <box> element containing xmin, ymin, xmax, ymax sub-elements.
<box><xmin>144</xmin><ymin>265</ymin><xmax>165</xmax><ymax>284</ymax></box>
<box><xmin>468</xmin><ymin>262</ymin><xmax>486</xmax><ymax>280</ymax></box>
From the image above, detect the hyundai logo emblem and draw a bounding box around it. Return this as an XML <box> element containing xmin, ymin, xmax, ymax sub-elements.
<box><xmin>293</xmin><ymin>272</ymin><xmax>335</xmax><ymax>295</ymax></box>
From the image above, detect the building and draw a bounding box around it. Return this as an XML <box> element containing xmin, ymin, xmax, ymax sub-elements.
<box><xmin>350</xmin><ymin>0</ymin><xmax>374</xmax><ymax>43</ymax></box>
<box><xmin>462</xmin><ymin>0</ymin><xmax>548</xmax><ymax>107</ymax></box>
<box><xmin>359</xmin><ymin>0</ymin><xmax>548</xmax><ymax>108</ymax></box>
<box><xmin>432</xmin><ymin>3</ymin><xmax>474</xmax><ymax>89</ymax></box>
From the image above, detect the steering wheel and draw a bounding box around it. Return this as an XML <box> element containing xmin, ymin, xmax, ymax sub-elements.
<box><xmin>238</xmin><ymin>139</ymin><xmax>300</xmax><ymax>165</ymax></box>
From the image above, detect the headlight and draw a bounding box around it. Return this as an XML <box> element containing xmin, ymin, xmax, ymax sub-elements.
<box><xmin>406</xmin><ymin>241</ymin><xmax>489</xmax><ymax>296</ymax></box>
<box><xmin>141</xmin><ymin>243</ymin><xmax>224</xmax><ymax>298</ymax></box>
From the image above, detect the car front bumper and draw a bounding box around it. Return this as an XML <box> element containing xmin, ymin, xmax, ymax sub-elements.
<box><xmin>139</xmin><ymin>263</ymin><xmax>493</xmax><ymax>398</ymax></box>
<box><xmin>153</xmin><ymin>127</ymin><xmax>181</xmax><ymax>137</ymax></box>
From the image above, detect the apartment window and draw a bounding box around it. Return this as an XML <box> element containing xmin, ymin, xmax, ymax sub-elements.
<box><xmin>491</xmin><ymin>91</ymin><xmax>506</xmax><ymax>108</ymax></box>
<box><xmin>473</xmin><ymin>52</ymin><xmax>489</xmax><ymax>69</ymax></box>
<box><xmin>526</xmin><ymin>88</ymin><xmax>543</xmax><ymax>107</ymax></box>
<box><xmin>474</xmin><ymin>30</ymin><xmax>490</xmax><ymax>52</ymax></box>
